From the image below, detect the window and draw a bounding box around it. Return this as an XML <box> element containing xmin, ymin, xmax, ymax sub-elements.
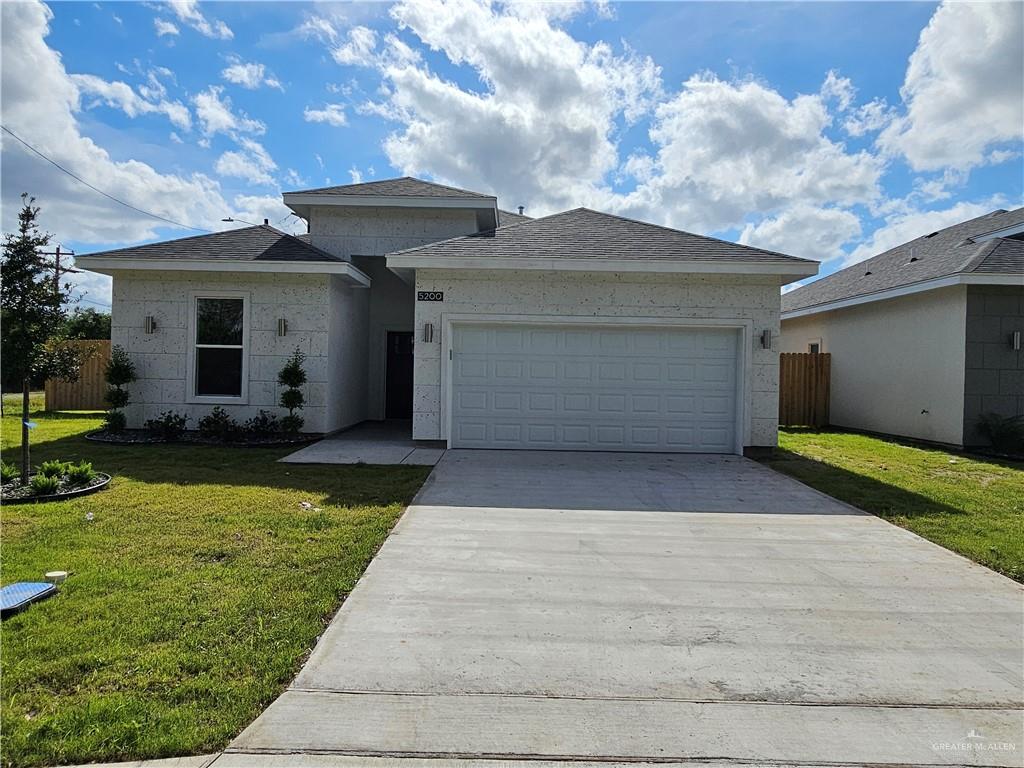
<box><xmin>191</xmin><ymin>296</ymin><xmax>247</xmax><ymax>400</ymax></box>
<box><xmin>807</xmin><ymin>342</ymin><xmax>821</xmax><ymax>354</ymax></box>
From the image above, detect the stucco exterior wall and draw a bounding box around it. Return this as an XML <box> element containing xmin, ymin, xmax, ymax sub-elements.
<box><xmin>308</xmin><ymin>206</ymin><xmax>480</xmax><ymax>259</ymax></box>
<box><xmin>780</xmin><ymin>286</ymin><xmax>968</xmax><ymax>445</ymax></box>
<box><xmin>964</xmin><ymin>285</ymin><xmax>1024</xmax><ymax>446</ymax></box>
<box><xmin>110</xmin><ymin>270</ymin><xmax>336</xmax><ymax>433</ymax></box>
<box><xmin>326</xmin><ymin>276</ymin><xmax>370</xmax><ymax>432</ymax></box>
<box><xmin>411</xmin><ymin>270</ymin><xmax>782</xmax><ymax>449</ymax></box>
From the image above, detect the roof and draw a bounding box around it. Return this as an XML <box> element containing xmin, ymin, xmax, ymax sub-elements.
<box><xmin>286</xmin><ymin>176</ymin><xmax>495</xmax><ymax>200</ymax></box>
<box><xmin>783</xmin><ymin>207</ymin><xmax>1024</xmax><ymax>314</ymax></box>
<box><xmin>498</xmin><ymin>209</ymin><xmax>532</xmax><ymax>226</ymax></box>
<box><xmin>79</xmin><ymin>225</ymin><xmax>342</xmax><ymax>263</ymax></box>
<box><xmin>389</xmin><ymin>207</ymin><xmax>815</xmax><ymax>265</ymax></box>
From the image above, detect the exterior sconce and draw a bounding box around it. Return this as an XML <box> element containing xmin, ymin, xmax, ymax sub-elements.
<box><xmin>144</xmin><ymin>316</ymin><xmax>157</xmax><ymax>334</ymax></box>
<box><xmin>277</xmin><ymin>318</ymin><xmax>288</xmax><ymax>337</ymax></box>
<box><xmin>423</xmin><ymin>323</ymin><xmax>434</xmax><ymax>343</ymax></box>
<box><xmin>1012</xmin><ymin>330</ymin><xmax>1021</xmax><ymax>351</ymax></box>
<box><xmin>760</xmin><ymin>329</ymin><xmax>772</xmax><ymax>349</ymax></box>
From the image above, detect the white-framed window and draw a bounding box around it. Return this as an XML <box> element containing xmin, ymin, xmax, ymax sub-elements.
<box><xmin>186</xmin><ymin>292</ymin><xmax>250</xmax><ymax>403</ymax></box>
<box><xmin>807</xmin><ymin>339</ymin><xmax>822</xmax><ymax>354</ymax></box>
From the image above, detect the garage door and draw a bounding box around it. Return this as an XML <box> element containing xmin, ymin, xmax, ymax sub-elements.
<box><xmin>450</xmin><ymin>324</ymin><xmax>740</xmax><ymax>453</ymax></box>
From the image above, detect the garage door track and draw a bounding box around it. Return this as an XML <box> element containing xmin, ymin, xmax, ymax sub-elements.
<box><xmin>227</xmin><ymin>450</ymin><xmax>1023</xmax><ymax>767</ymax></box>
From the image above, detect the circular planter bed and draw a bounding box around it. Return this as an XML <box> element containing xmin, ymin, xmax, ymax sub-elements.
<box><xmin>1</xmin><ymin>472</ymin><xmax>111</xmax><ymax>504</ymax></box>
<box><xmin>86</xmin><ymin>429</ymin><xmax>321</xmax><ymax>447</ymax></box>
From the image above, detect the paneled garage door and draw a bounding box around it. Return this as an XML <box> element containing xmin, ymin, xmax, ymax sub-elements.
<box><xmin>450</xmin><ymin>324</ymin><xmax>740</xmax><ymax>453</ymax></box>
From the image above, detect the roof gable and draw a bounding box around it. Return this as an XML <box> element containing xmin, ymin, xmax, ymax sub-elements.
<box><xmin>783</xmin><ymin>207</ymin><xmax>1024</xmax><ymax>313</ymax></box>
<box><xmin>287</xmin><ymin>176</ymin><xmax>494</xmax><ymax>200</ymax></box>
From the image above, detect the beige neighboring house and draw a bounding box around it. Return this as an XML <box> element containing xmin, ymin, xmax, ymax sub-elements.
<box><xmin>781</xmin><ymin>207</ymin><xmax>1024</xmax><ymax>448</ymax></box>
<box><xmin>75</xmin><ymin>176</ymin><xmax>817</xmax><ymax>455</ymax></box>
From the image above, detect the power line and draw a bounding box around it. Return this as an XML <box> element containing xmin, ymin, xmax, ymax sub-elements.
<box><xmin>74</xmin><ymin>296</ymin><xmax>112</xmax><ymax>309</ymax></box>
<box><xmin>1</xmin><ymin>124</ymin><xmax>210</xmax><ymax>234</ymax></box>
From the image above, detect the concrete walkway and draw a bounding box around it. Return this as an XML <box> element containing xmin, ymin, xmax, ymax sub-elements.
<box><xmin>280</xmin><ymin>420</ymin><xmax>444</xmax><ymax>466</ymax></box>
<box><xmin>227</xmin><ymin>450</ymin><xmax>1022</xmax><ymax>766</ymax></box>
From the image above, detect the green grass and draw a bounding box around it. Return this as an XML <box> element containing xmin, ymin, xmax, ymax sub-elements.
<box><xmin>1</xmin><ymin>393</ymin><xmax>430</xmax><ymax>767</ymax></box>
<box><xmin>763</xmin><ymin>428</ymin><xmax>1024</xmax><ymax>582</ymax></box>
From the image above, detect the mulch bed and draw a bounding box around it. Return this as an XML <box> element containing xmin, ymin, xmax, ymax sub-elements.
<box><xmin>2</xmin><ymin>472</ymin><xmax>111</xmax><ymax>504</ymax></box>
<box><xmin>85</xmin><ymin>429</ymin><xmax>321</xmax><ymax>447</ymax></box>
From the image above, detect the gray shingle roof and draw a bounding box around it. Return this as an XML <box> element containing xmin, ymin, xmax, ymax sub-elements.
<box><xmin>389</xmin><ymin>207</ymin><xmax>813</xmax><ymax>264</ymax></box>
<box><xmin>497</xmin><ymin>209</ymin><xmax>532</xmax><ymax>226</ymax></box>
<box><xmin>287</xmin><ymin>176</ymin><xmax>495</xmax><ymax>200</ymax></box>
<box><xmin>783</xmin><ymin>207</ymin><xmax>1024</xmax><ymax>313</ymax></box>
<box><xmin>80</xmin><ymin>225</ymin><xmax>342</xmax><ymax>262</ymax></box>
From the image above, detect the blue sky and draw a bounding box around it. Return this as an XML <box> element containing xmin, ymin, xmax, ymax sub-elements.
<box><xmin>1</xmin><ymin>0</ymin><xmax>1021</xmax><ymax>310</ymax></box>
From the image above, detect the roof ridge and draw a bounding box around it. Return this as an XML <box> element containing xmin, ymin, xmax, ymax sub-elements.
<box><xmin>261</xmin><ymin>224</ymin><xmax>343</xmax><ymax>262</ymax></box>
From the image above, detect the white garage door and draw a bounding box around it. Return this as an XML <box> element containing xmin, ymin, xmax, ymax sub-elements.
<box><xmin>450</xmin><ymin>324</ymin><xmax>740</xmax><ymax>453</ymax></box>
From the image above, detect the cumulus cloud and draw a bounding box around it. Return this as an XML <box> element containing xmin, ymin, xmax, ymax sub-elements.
<box><xmin>193</xmin><ymin>85</ymin><xmax>265</xmax><ymax>137</ymax></box>
<box><xmin>215</xmin><ymin>142</ymin><xmax>276</xmax><ymax>186</ymax></box>
<box><xmin>221</xmin><ymin>57</ymin><xmax>283</xmax><ymax>90</ymax></box>
<box><xmin>878</xmin><ymin>1</ymin><xmax>1023</xmax><ymax>171</ymax></box>
<box><xmin>740</xmin><ymin>204</ymin><xmax>862</xmax><ymax>263</ymax></box>
<box><xmin>332</xmin><ymin>25</ymin><xmax>378</xmax><ymax>66</ymax></box>
<box><xmin>166</xmin><ymin>0</ymin><xmax>232</xmax><ymax>40</ymax></box>
<box><xmin>303</xmin><ymin>103</ymin><xmax>348</xmax><ymax>127</ymax></box>
<box><xmin>154</xmin><ymin>18</ymin><xmax>179</xmax><ymax>37</ymax></box>
<box><xmin>71</xmin><ymin>73</ymin><xmax>192</xmax><ymax>130</ymax></box>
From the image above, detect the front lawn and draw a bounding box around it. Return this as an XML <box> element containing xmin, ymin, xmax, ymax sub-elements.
<box><xmin>0</xmin><ymin>394</ymin><xmax>430</xmax><ymax>767</ymax></box>
<box><xmin>763</xmin><ymin>428</ymin><xmax>1024</xmax><ymax>582</ymax></box>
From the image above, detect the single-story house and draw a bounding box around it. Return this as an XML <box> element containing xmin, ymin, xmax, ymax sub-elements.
<box><xmin>75</xmin><ymin>176</ymin><xmax>817</xmax><ymax>455</ymax></box>
<box><xmin>780</xmin><ymin>207</ymin><xmax>1024</xmax><ymax>447</ymax></box>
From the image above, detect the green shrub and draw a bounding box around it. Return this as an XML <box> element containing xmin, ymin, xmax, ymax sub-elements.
<box><xmin>278</xmin><ymin>348</ymin><xmax>307</xmax><ymax>433</ymax></box>
<box><xmin>29</xmin><ymin>474</ymin><xmax>61</xmax><ymax>495</ymax></box>
<box><xmin>198</xmin><ymin>407</ymin><xmax>240</xmax><ymax>441</ymax></box>
<box><xmin>280</xmin><ymin>414</ymin><xmax>304</xmax><ymax>434</ymax></box>
<box><xmin>144</xmin><ymin>411</ymin><xmax>188</xmax><ymax>440</ymax></box>
<box><xmin>244</xmin><ymin>410</ymin><xmax>280</xmax><ymax>436</ymax></box>
<box><xmin>39</xmin><ymin>460</ymin><xmax>70</xmax><ymax>479</ymax></box>
<box><xmin>104</xmin><ymin>410</ymin><xmax>127</xmax><ymax>433</ymax></box>
<box><xmin>104</xmin><ymin>387</ymin><xmax>131</xmax><ymax>410</ymax></box>
<box><xmin>66</xmin><ymin>460</ymin><xmax>96</xmax><ymax>486</ymax></box>
<box><xmin>1</xmin><ymin>461</ymin><xmax>20</xmax><ymax>484</ymax></box>
<box><xmin>975</xmin><ymin>413</ymin><xmax>1024</xmax><ymax>454</ymax></box>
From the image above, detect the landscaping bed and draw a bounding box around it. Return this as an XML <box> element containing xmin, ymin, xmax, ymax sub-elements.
<box><xmin>2</xmin><ymin>470</ymin><xmax>110</xmax><ymax>503</ymax></box>
<box><xmin>86</xmin><ymin>428</ymin><xmax>320</xmax><ymax>447</ymax></box>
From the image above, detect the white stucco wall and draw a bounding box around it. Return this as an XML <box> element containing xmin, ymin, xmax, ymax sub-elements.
<box><xmin>110</xmin><ymin>270</ymin><xmax>338</xmax><ymax>433</ymax></box>
<box><xmin>326</xmin><ymin>275</ymin><xmax>369</xmax><ymax>432</ymax></box>
<box><xmin>780</xmin><ymin>285</ymin><xmax>968</xmax><ymax>445</ymax></box>
<box><xmin>411</xmin><ymin>270</ymin><xmax>782</xmax><ymax>449</ymax></box>
<box><xmin>308</xmin><ymin>206</ymin><xmax>480</xmax><ymax>259</ymax></box>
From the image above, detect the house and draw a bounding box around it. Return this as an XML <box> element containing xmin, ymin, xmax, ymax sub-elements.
<box><xmin>75</xmin><ymin>176</ymin><xmax>817</xmax><ymax>455</ymax></box>
<box><xmin>780</xmin><ymin>207</ymin><xmax>1024</xmax><ymax>447</ymax></box>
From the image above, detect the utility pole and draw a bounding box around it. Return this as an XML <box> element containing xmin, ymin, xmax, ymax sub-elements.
<box><xmin>38</xmin><ymin>245</ymin><xmax>78</xmax><ymax>299</ymax></box>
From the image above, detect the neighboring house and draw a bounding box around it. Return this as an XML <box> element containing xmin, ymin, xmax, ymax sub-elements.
<box><xmin>76</xmin><ymin>176</ymin><xmax>817</xmax><ymax>455</ymax></box>
<box><xmin>781</xmin><ymin>207</ymin><xmax>1024</xmax><ymax>448</ymax></box>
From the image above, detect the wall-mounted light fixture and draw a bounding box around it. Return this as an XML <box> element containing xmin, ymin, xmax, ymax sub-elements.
<box><xmin>760</xmin><ymin>329</ymin><xmax>772</xmax><ymax>350</ymax></box>
<box><xmin>144</xmin><ymin>316</ymin><xmax>157</xmax><ymax>334</ymax></box>
<box><xmin>422</xmin><ymin>323</ymin><xmax>434</xmax><ymax>343</ymax></box>
<box><xmin>1012</xmin><ymin>330</ymin><xmax>1021</xmax><ymax>351</ymax></box>
<box><xmin>277</xmin><ymin>318</ymin><xmax>288</xmax><ymax>337</ymax></box>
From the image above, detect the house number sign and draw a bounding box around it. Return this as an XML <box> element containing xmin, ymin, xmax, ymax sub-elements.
<box><xmin>417</xmin><ymin>291</ymin><xmax>444</xmax><ymax>301</ymax></box>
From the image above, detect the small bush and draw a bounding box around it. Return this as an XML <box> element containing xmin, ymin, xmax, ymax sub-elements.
<box><xmin>198</xmin><ymin>407</ymin><xmax>240</xmax><ymax>441</ymax></box>
<box><xmin>66</xmin><ymin>461</ymin><xmax>96</xmax><ymax>486</ymax></box>
<box><xmin>105</xmin><ymin>345</ymin><xmax>137</xmax><ymax>388</ymax></box>
<box><xmin>104</xmin><ymin>410</ymin><xmax>127</xmax><ymax>433</ymax></box>
<box><xmin>145</xmin><ymin>411</ymin><xmax>188</xmax><ymax>441</ymax></box>
<box><xmin>277</xmin><ymin>348</ymin><xmax>308</xmax><ymax>390</ymax></box>
<box><xmin>975</xmin><ymin>413</ymin><xmax>1024</xmax><ymax>454</ymax></box>
<box><xmin>244</xmin><ymin>410</ymin><xmax>280</xmax><ymax>436</ymax></box>
<box><xmin>29</xmin><ymin>474</ymin><xmax>61</xmax><ymax>495</ymax></box>
<box><xmin>1</xmin><ymin>461</ymin><xmax>19</xmax><ymax>484</ymax></box>
<box><xmin>279</xmin><ymin>388</ymin><xmax>304</xmax><ymax>413</ymax></box>
<box><xmin>104</xmin><ymin>387</ymin><xmax>131</xmax><ymax>409</ymax></box>
<box><xmin>39</xmin><ymin>460</ymin><xmax>71</xmax><ymax>479</ymax></box>
<box><xmin>280</xmin><ymin>414</ymin><xmax>304</xmax><ymax>434</ymax></box>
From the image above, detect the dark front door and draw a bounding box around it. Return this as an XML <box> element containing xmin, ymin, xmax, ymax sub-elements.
<box><xmin>385</xmin><ymin>331</ymin><xmax>414</xmax><ymax>419</ymax></box>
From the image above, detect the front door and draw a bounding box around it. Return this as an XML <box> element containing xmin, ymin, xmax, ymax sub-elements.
<box><xmin>385</xmin><ymin>331</ymin><xmax>414</xmax><ymax>419</ymax></box>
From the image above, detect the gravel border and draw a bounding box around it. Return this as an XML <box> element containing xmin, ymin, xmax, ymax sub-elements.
<box><xmin>85</xmin><ymin>429</ymin><xmax>320</xmax><ymax>448</ymax></box>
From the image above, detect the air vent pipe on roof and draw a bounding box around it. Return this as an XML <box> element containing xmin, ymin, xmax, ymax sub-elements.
<box><xmin>518</xmin><ymin>205</ymin><xmax>525</xmax><ymax>215</ymax></box>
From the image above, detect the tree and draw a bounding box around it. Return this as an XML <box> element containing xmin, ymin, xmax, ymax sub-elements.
<box><xmin>277</xmin><ymin>347</ymin><xmax>307</xmax><ymax>433</ymax></box>
<box><xmin>0</xmin><ymin>195</ymin><xmax>84</xmax><ymax>481</ymax></box>
<box><xmin>64</xmin><ymin>307</ymin><xmax>111</xmax><ymax>339</ymax></box>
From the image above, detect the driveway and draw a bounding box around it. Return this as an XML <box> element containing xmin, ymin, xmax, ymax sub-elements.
<box><xmin>227</xmin><ymin>450</ymin><xmax>1023</xmax><ymax>767</ymax></box>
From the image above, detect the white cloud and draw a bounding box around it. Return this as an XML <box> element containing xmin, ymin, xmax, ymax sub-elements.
<box><xmin>231</xmin><ymin>194</ymin><xmax>302</xmax><ymax>233</ymax></box>
<box><xmin>303</xmin><ymin>103</ymin><xmax>348</xmax><ymax>127</ymax></box>
<box><xmin>283</xmin><ymin>168</ymin><xmax>306</xmax><ymax>187</ymax></box>
<box><xmin>71</xmin><ymin>73</ymin><xmax>192</xmax><ymax>130</ymax></box>
<box><xmin>166</xmin><ymin>0</ymin><xmax>232</xmax><ymax>40</ymax></box>
<box><xmin>169</xmin><ymin>131</ymin><xmax>183</xmax><ymax>144</ymax></box>
<box><xmin>221</xmin><ymin>57</ymin><xmax>284</xmax><ymax>91</ymax></box>
<box><xmin>740</xmin><ymin>204</ymin><xmax>862</xmax><ymax>263</ymax></box>
<box><xmin>819</xmin><ymin>69</ymin><xmax>855</xmax><ymax>111</ymax></box>
<box><xmin>349</xmin><ymin>168</ymin><xmax>363</xmax><ymax>184</ymax></box>
<box><xmin>193</xmin><ymin>85</ymin><xmax>265</xmax><ymax>137</ymax></box>
<box><xmin>844</xmin><ymin>98</ymin><xmax>894</xmax><ymax>137</ymax></box>
<box><xmin>0</xmin><ymin>0</ymin><xmax>236</xmax><ymax>306</ymax></box>
<box><xmin>844</xmin><ymin>199</ymin><xmax>1001</xmax><ymax>266</ymax></box>
<box><xmin>878</xmin><ymin>1</ymin><xmax>1023</xmax><ymax>171</ymax></box>
<box><xmin>332</xmin><ymin>26</ymin><xmax>378</xmax><ymax>66</ymax></box>
<box><xmin>215</xmin><ymin>137</ymin><xmax>277</xmax><ymax>186</ymax></box>
<box><xmin>154</xmin><ymin>18</ymin><xmax>179</xmax><ymax>36</ymax></box>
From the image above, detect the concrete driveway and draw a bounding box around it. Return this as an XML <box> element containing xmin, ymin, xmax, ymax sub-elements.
<box><xmin>227</xmin><ymin>450</ymin><xmax>1023</xmax><ymax>767</ymax></box>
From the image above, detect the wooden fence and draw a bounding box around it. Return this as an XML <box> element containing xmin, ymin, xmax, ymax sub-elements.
<box><xmin>45</xmin><ymin>340</ymin><xmax>111</xmax><ymax>411</ymax></box>
<box><xmin>779</xmin><ymin>352</ymin><xmax>831</xmax><ymax>427</ymax></box>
